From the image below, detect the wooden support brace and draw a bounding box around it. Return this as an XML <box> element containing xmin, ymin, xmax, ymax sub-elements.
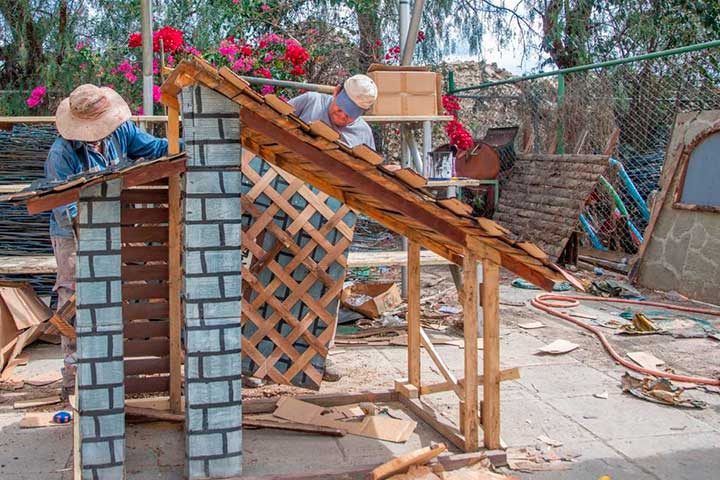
<box><xmin>482</xmin><ymin>258</ymin><xmax>501</xmax><ymax>449</ymax></box>
<box><xmin>394</xmin><ymin>379</ymin><xmax>419</xmax><ymax>399</ymax></box>
<box><xmin>167</xmin><ymin>106</ymin><xmax>182</xmax><ymax>414</ymax></box>
<box><xmin>407</xmin><ymin>241</ymin><xmax>421</xmax><ymax>388</ymax></box>
<box><xmin>462</xmin><ymin>248</ymin><xmax>480</xmax><ymax>451</ymax></box>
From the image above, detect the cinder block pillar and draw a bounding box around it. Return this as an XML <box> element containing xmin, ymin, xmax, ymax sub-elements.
<box><xmin>75</xmin><ymin>179</ymin><xmax>125</xmax><ymax>479</ymax></box>
<box><xmin>181</xmin><ymin>85</ymin><xmax>243</xmax><ymax>479</ymax></box>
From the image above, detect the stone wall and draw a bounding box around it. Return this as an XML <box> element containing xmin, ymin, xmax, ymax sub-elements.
<box><xmin>636</xmin><ymin>111</ymin><xmax>720</xmax><ymax>303</ymax></box>
<box><xmin>182</xmin><ymin>85</ymin><xmax>244</xmax><ymax>479</ymax></box>
<box><xmin>75</xmin><ymin>179</ymin><xmax>125</xmax><ymax>479</ymax></box>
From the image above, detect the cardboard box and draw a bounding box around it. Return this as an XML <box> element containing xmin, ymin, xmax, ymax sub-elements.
<box><xmin>367</xmin><ymin>64</ymin><xmax>442</xmax><ymax>116</ymax></box>
<box><xmin>342</xmin><ymin>282</ymin><xmax>402</xmax><ymax>318</ymax></box>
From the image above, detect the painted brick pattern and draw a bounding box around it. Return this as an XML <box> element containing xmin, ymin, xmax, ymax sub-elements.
<box><xmin>75</xmin><ymin>179</ymin><xmax>125</xmax><ymax>480</ymax></box>
<box><xmin>182</xmin><ymin>85</ymin><xmax>243</xmax><ymax>479</ymax></box>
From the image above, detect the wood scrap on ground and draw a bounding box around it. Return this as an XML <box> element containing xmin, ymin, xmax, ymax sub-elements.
<box><xmin>506</xmin><ymin>446</ymin><xmax>579</xmax><ymax>472</ymax></box>
<box><xmin>19</xmin><ymin>411</ymin><xmax>71</xmax><ymax>428</ymax></box>
<box><xmin>13</xmin><ymin>394</ymin><xmax>62</xmax><ymax>409</ymax></box>
<box><xmin>370</xmin><ymin>443</ymin><xmax>447</xmax><ymax>480</ymax></box>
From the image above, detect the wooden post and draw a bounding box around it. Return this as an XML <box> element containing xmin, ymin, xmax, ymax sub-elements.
<box><xmin>462</xmin><ymin>250</ymin><xmax>480</xmax><ymax>451</ymax></box>
<box><xmin>481</xmin><ymin>258</ymin><xmax>501</xmax><ymax>449</ymax></box>
<box><xmin>167</xmin><ymin>106</ymin><xmax>183</xmax><ymax>413</ymax></box>
<box><xmin>407</xmin><ymin>241</ymin><xmax>421</xmax><ymax>388</ymax></box>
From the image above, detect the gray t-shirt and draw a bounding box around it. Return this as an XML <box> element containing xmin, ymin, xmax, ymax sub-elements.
<box><xmin>288</xmin><ymin>92</ymin><xmax>375</xmax><ymax>149</ymax></box>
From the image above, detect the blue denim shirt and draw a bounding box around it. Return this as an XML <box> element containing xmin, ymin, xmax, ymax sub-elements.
<box><xmin>46</xmin><ymin>121</ymin><xmax>170</xmax><ymax>238</ymax></box>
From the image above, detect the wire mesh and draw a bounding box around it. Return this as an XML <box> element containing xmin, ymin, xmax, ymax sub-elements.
<box><xmin>453</xmin><ymin>45</ymin><xmax>720</xmax><ymax>256</ymax></box>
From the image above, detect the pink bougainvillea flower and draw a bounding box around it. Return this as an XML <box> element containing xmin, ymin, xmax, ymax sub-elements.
<box><xmin>260</xmin><ymin>4</ymin><xmax>270</xmax><ymax>11</ymax></box>
<box><xmin>184</xmin><ymin>45</ymin><xmax>202</xmax><ymax>56</ymax></box>
<box><xmin>128</xmin><ymin>33</ymin><xmax>142</xmax><ymax>48</ymax></box>
<box><xmin>76</xmin><ymin>41</ymin><xmax>86</xmax><ymax>50</ymax></box>
<box><xmin>79</xmin><ymin>63</ymin><xmax>87</xmax><ymax>71</ymax></box>
<box><xmin>152</xmin><ymin>58</ymin><xmax>159</xmax><ymax>75</ymax></box>
<box><xmin>261</xmin><ymin>85</ymin><xmax>275</xmax><ymax>95</ymax></box>
<box><xmin>263</xmin><ymin>52</ymin><xmax>274</xmax><ymax>63</ymax></box>
<box><xmin>153</xmin><ymin>85</ymin><xmax>162</xmax><ymax>103</ymax></box>
<box><xmin>232</xmin><ymin>0</ymin><xmax>240</xmax><ymax>3</ymax></box>
<box><xmin>125</xmin><ymin>72</ymin><xmax>138</xmax><ymax>83</ymax></box>
<box><xmin>241</xmin><ymin>45</ymin><xmax>253</xmax><ymax>56</ymax></box>
<box><xmin>279</xmin><ymin>95</ymin><xmax>289</xmax><ymax>102</ymax></box>
<box><xmin>254</xmin><ymin>67</ymin><xmax>272</xmax><ymax>79</ymax></box>
<box><xmin>258</xmin><ymin>33</ymin><xmax>282</xmax><ymax>49</ymax></box>
<box><xmin>136</xmin><ymin>106</ymin><xmax>144</xmax><ymax>115</ymax></box>
<box><xmin>375</xmin><ymin>40</ymin><xmax>383</xmax><ymax>46</ymax></box>
<box><xmin>416</xmin><ymin>30</ymin><xmax>425</xmax><ymax>43</ymax></box>
<box><xmin>26</xmin><ymin>85</ymin><xmax>47</xmax><ymax>109</ymax></box>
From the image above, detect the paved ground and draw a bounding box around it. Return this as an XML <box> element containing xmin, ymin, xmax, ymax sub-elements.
<box><xmin>1</xmin><ymin>268</ymin><xmax>719</xmax><ymax>479</ymax></box>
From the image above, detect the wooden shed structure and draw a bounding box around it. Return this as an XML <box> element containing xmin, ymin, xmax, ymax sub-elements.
<box><xmin>2</xmin><ymin>56</ymin><xmax>578</xmax><ymax>479</ymax></box>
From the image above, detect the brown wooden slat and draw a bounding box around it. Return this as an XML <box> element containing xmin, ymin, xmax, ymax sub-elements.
<box><xmin>124</xmin><ymin>320</ymin><xmax>170</xmax><ymax>339</ymax></box>
<box><xmin>123</xmin><ymin>302</ymin><xmax>169</xmax><ymax>321</ymax></box>
<box><xmin>121</xmin><ymin>190</ymin><xmax>168</xmax><ymax>205</ymax></box>
<box><xmin>122</xmin><ymin>283</ymin><xmax>169</xmax><ymax>300</ymax></box>
<box><xmin>121</xmin><ymin>246</ymin><xmax>168</xmax><ymax>263</ymax></box>
<box><xmin>122</xmin><ymin>264</ymin><xmax>169</xmax><ymax>281</ymax></box>
<box><xmin>125</xmin><ymin>338</ymin><xmax>170</xmax><ymax>357</ymax></box>
<box><xmin>121</xmin><ymin>226</ymin><xmax>169</xmax><ymax>243</ymax></box>
<box><xmin>125</xmin><ymin>357</ymin><xmax>170</xmax><ymax>376</ymax></box>
<box><xmin>125</xmin><ymin>375</ymin><xmax>170</xmax><ymax>394</ymax></box>
<box><xmin>121</xmin><ymin>208</ymin><xmax>169</xmax><ymax>225</ymax></box>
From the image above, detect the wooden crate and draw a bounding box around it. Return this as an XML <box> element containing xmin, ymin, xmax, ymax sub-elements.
<box><xmin>240</xmin><ymin>156</ymin><xmax>355</xmax><ymax>389</ymax></box>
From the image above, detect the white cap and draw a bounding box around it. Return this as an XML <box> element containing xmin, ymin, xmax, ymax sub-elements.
<box><xmin>343</xmin><ymin>74</ymin><xmax>377</xmax><ymax>110</ymax></box>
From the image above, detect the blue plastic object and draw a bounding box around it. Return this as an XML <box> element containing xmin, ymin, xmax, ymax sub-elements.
<box><xmin>52</xmin><ymin>411</ymin><xmax>72</xmax><ymax>424</ymax></box>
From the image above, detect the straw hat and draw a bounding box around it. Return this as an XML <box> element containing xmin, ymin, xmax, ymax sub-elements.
<box><xmin>56</xmin><ymin>84</ymin><xmax>131</xmax><ymax>141</ymax></box>
<box><xmin>344</xmin><ymin>74</ymin><xmax>377</xmax><ymax>110</ymax></box>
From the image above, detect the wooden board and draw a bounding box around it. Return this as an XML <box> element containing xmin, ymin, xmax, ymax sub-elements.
<box><xmin>240</xmin><ymin>155</ymin><xmax>355</xmax><ymax>390</ymax></box>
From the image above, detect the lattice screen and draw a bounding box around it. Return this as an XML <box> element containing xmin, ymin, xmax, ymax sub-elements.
<box><xmin>240</xmin><ymin>155</ymin><xmax>356</xmax><ymax>389</ymax></box>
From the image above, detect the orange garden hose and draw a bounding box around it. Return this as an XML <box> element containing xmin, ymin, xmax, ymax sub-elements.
<box><xmin>530</xmin><ymin>293</ymin><xmax>720</xmax><ymax>386</ymax></box>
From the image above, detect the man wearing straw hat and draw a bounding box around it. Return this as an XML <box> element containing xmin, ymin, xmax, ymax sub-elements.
<box><xmin>46</xmin><ymin>84</ymin><xmax>171</xmax><ymax>397</ymax></box>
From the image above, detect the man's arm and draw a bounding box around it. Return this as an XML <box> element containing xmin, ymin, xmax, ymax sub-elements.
<box><xmin>123</xmin><ymin>121</ymin><xmax>171</xmax><ymax>160</ymax></box>
<box><xmin>45</xmin><ymin>146</ymin><xmax>80</xmax><ymax>231</ymax></box>
<box><xmin>287</xmin><ymin>92</ymin><xmax>314</xmax><ymax>118</ymax></box>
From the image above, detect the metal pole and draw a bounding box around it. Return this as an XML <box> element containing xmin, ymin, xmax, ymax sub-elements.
<box><xmin>556</xmin><ymin>73</ymin><xmax>565</xmax><ymax>154</ymax></box>
<box><xmin>239</xmin><ymin>76</ymin><xmax>335</xmax><ymax>94</ymax></box>
<box><xmin>141</xmin><ymin>0</ymin><xmax>153</xmax><ymax>118</ymax></box>
<box><xmin>401</xmin><ymin>0</ymin><xmax>425</xmax><ymax>65</ymax></box>
<box><xmin>399</xmin><ymin>0</ymin><xmax>410</xmax><ymax>298</ymax></box>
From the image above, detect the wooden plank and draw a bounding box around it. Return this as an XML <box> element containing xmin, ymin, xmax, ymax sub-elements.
<box><xmin>0</xmin><ymin>255</ymin><xmax>57</xmax><ymax>274</ymax></box>
<box><xmin>346</xmin><ymin>249</ymin><xmax>450</xmax><ymax>268</ymax></box>
<box><xmin>125</xmin><ymin>375</ymin><xmax>170</xmax><ymax>394</ymax></box>
<box><xmin>120</xmin><ymin>189</ymin><xmax>168</xmax><ymax>205</ymax></box>
<box><xmin>462</xmin><ymin>248</ymin><xmax>480</xmax><ymax>452</ymax></box>
<box><xmin>264</xmin><ymin>94</ymin><xmax>296</xmax><ymax>115</ymax></box>
<box><xmin>122</xmin><ymin>159</ymin><xmax>186</xmax><ymax>189</ymax></box>
<box><xmin>370</xmin><ymin>444</ymin><xmax>447</xmax><ymax>480</ymax></box>
<box><xmin>407</xmin><ymin>242</ymin><xmax>421</xmax><ymax>388</ymax></box>
<box><xmin>420</xmin><ymin>327</ymin><xmax>463</xmax><ymax>399</ymax></box>
<box><xmin>122</xmin><ymin>283</ymin><xmax>169</xmax><ymax>300</ymax></box>
<box><xmin>308</xmin><ymin>121</ymin><xmax>340</xmax><ymax>142</ymax></box>
<box><xmin>438</xmin><ymin>198</ymin><xmax>473</xmax><ymax>217</ymax></box>
<box><xmin>243</xmin><ymin>390</ymin><xmax>399</xmax><ymax>414</ymax></box>
<box><xmin>122</xmin><ymin>264</ymin><xmax>169</xmax><ymax>281</ymax></box>
<box><xmin>124</xmin><ymin>338</ymin><xmax>170</xmax><ymax>357</ymax></box>
<box><xmin>351</xmin><ymin>144</ymin><xmax>384</xmax><ymax>165</ymax></box>
<box><xmin>168</xmin><ymin>172</ymin><xmax>183</xmax><ymax>414</ymax></box>
<box><xmin>122</xmin><ymin>302</ymin><xmax>169</xmax><ymax>321</ymax></box>
<box><xmin>124</xmin><ymin>320</ymin><xmax>170</xmax><ymax>339</ymax></box>
<box><xmin>121</xmin><ymin>226</ymin><xmax>169</xmax><ymax>243</ymax></box>
<box><xmin>27</xmin><ymin>189</ymin><xmax>78</xmax><ymax>215</ymax></box>
<box><xmin>121</xmin><ymin>246</ymin><xmax>168</xmax><ymax>263</ymax></box>
<box><xmin>481</xmin><ymin>258</ymin><xmax>501</xmax><ymax>450</ymax></box>
<box><xmin>398</xmin><ymin>396</ymin><xmax>466</xmax><ymax>451</ymax></box>
<box><xmin>121</xmin><ymin>208</ymin><xmax>169</xmax><ymax>225</ymax></box>
<box><xmin>168</xmin><ymin>107</ymin><xmax>180</xmax><ymax>155</ymax></box>
<box><xmin>420</xmin><ymin>367</ymin><xmax>521</xmax><ymax>395</ymax></box>
<box><xmin>73</xmin><ymin>384</ymin><xmax>80</xmax><ymax>480</ymax></box>
<box><xmin>125</xmin><ymin>357</ymin><xmax>170</xmax><ymax>376</ymax></box>
<box><xmin>394</xmin><ymin>168</ymin><xmax>428</xmax><ymax>189</ymax></box>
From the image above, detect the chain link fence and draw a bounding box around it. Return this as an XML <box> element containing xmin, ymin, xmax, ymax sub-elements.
<box><xmin>450</xmin><ymin>42</ymin><xmax>720</xmax><ymax>257</ymax></box>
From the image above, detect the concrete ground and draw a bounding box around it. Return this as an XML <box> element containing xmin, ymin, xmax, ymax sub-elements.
<box><xmin>1</xmin><ymin>267</ymin><xmax>719</xmax><ymax>479</ymax></box>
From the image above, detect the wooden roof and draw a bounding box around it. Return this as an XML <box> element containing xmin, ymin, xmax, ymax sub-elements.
<box><xmin>0</xmin><ymin>153</ymin><xmax>187</xmax><ymax>214</ymax></box>
<box><xmin>162</xmin><ymin>58</ymin><xmax>577</xmax><ymax>291</ymax></box>
<box><xmin>494</xmin><ymin>153</ymin><xmax>608</xmax><ymax>260</ymax></box>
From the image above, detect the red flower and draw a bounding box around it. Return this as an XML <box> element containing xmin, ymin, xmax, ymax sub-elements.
<box><xmin>254</xmin><ymin>68</ymin><xmax>272</xmax><ymax>79</ymax></box>
<box><xmin>375</xmin><ymin>40</ymin><xmax>383</xmax><ymax>46</ymax></box>
<box><xmin>416</xmin><ymin>30</ymin><xmax>425</xmax><ymax>43</ymax></box>
<box><xmin>284</xmin><ymin>42</ymin><xmax>309</xmax><ymax>66</ymax></box>
<box><xmin>152</xmin><ymin>26</ymin><xmax>184</xmax><ymax>53</ymax></box>
<box><xmin>241</xmin><ymin>45</ymin><xmax>253</xmax><ymax>56</ymax></box>
<box><xmin>442</xmin><ymin>95</ymin><xmax>461</xmax><ymax>117</ymax></box>
<box><xmin>446</xmin><ymin>120</ymin><xmax>473</xmax><ymax>150</ymax></box>
<box><xmin>290</xmin><ymin>65</ymin><xmax>305</xmax><ymax>76</ymax></box>
<box><xmin>128</xmin><ymin>33</ymin><xmax>142</xmax><ymax>48</ymax></box>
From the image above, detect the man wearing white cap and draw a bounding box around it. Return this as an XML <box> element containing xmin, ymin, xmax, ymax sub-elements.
<box><xmin>288</xmin><ymin>74</ymin><xmax>378</xmax><ymax>148</ymax></box>
<box><xmin>46</xmin><ymin>84</ymin><xmax>171</xmax><ymax>397</ymax></box>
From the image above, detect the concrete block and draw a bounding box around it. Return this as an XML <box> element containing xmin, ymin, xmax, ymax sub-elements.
<box><xmin>203</xmin><ymin>144</ymin><xmax>242</xmax><ymax>166</ymax></box>
<box><xmin>221</xmin><ymin>274</ymin><xmax>242</xmax><ymax>298</ymax></box>
<box><xmin>77</xmin><ymin>239</ymin><xmax>111</xmax><ymax>254</ymax></box>
<box><xmin>76</xmin><ymin>281</ymin><xmax>107</xmax><ymax>306</ymax></box>
<box><xmin>185</xmin><ymin>276</ymin><xmax>221</xmax><ymax>300</ymax></box>
<box><xmin>186</xmin><ymin>328</ymin><xmax>221</xmax><ymax>353</ymax></box>
<box><xmin>187</xmin><ymin>459</ymin><xmax>207</xmax><ymax>479</ymax></box>
<box><xmin>80</xmin><ymin>183</ymin><xmax>103</xmax><ymax>199</ymax></box>
<box><xmin>98</xmin><ymin>412</ymin><xmax>125</xmax><ymax>437</ymax></box>
<box><xmin>208</xmin><ymin>454</ymin><xmax>242</xmax><ymax>478</ymax></box>
<box><xmin>207</xmin><ymin>406</ymin><xmax>242</xmax><ymax>430</ymax></box>
<box><xmin>185</xmin><ymin>198</ymin><xmax>204</xmax><ymax>222</ymax></box>
<box><xmin>80</xmin><ymin>415</ymin><xmax>97</xmax><ymax>438</ymax></box>
<box><xmin>184</xmin><ymin>251</ymin><xmax>204</xmax><ymax>274</ymax></box>
<box><xmin>185</xmin><ymin>356</ymin><xmax>199</xmax><ymax>379</ymax></box>
<box><xmin>188</xmin><ymin>432</ymin><xmax>224</xmax><ymax>457</ymax></box>
<box><xmin>75</xmin><ymin>308</ymin><xmax>93</xmax><ymax>328</ymax></box>
<box><xmin>81</xmin><ymin>441</ymin><xmax>112</xmax><ymax>466</ymax></box>
<box><xmin>204</xmin><ymin>197</ymin><xmax>241</xmax><ymax>221</ymax></box>
<box><xmin>93</xmin><ymin>465</ymin><xmax>124</xmax><ymax>480</ymax></box>
<box><xmin>186</xmin><ymin>379</ymin><xmax>231</xmax><ymax>405</ymax></box>
<box><xmin>204</xmin><ymin>250</ymin><xmax>241</xmax><ymax>273</ymax></box>
<box><xmin>185</xmin><ymin>224</ymin><xmax>220</xmax><ymax>248</ymax></box>
<box><xmin>79</xmin><ymin>204</ymin><xmax>89</xmax><ymax>224</ymax></box>
<box><xmin>79</xmin><ymin>388</ymin><xmax>111</xmax><ymax>412</ymax></box>
<box><xmin>109</xmin><ymin>280</ymin><xmax>121</xmax><ymax>303</ymax></box>
<box><xmin>186</xmin><ymin>407</ymin><xmax>205</xmax><ymax>432</ymax></box>
<box><xmin>105</xmin><ymin>178</ymin><xmax>122</xmax><ymax>198</ymax></box>
<box><xmin>222</xmin><ymin>224</ymin><xmax>242</xmax><ymax>246</ymax></box>
<box><xmin>199</xmin><ymin>300</ymin><xmax>241</xmax><ymax>319</ymax></box>
<box><xmin>92</xmin><ymin>254</ymin><xmax>121</xmax><ymax>279</ymax></box>
<box><xmin>111</xmin><ymin>385</ymin><xmax>124</xmax><ymax>409</ymax></box>
<box><xmin>186</xmin><ymin>171</ymin><xmax>222</xmax><ymax>194</ymax></box>
<box><xmin>202</xmin><ymin>352</ymin><xmax>242</xmax><ymax>379</ymax></box>
<box><xmin>77</xmin><ymin>255</ymin><xmax>91</xmax><ymax>280</ymax></box>
<box><xmin>221</xmin><ymin>171</ymin><xmax>243</xmax><ymax>193</ymax></box>
<box><xmin>77</xmin><ymin>335</ymin><xmax>109</xmax><ymax>359</ymax></box>
<box><xmin>112</xmin><ymin>438</ymin><xmax>125</xmax><ymax>463</ymax></box>
<box><xmin>90</xmin><ymin>200</ymin><xmax>120</xmax><ymax>224</ymax></box>
<box><xmin>94</xmin><ymin>306</ymin><xmax>123</xmax><ymax>326</ymax></box>
<box><xmin>94</xmin><ymin>360</ymin><xmax>124</xmax><ymax>385</ymax></box>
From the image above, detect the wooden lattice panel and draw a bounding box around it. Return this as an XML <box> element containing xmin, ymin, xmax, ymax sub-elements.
<box><xmin>120</xmin><ymin>181</ymin><xmax>171</xmax><ymax>394</ymax></box>
<box><xmin>240</xmin><ymin>156</ymin><xmax>355</xmax><ymax>390</ymax></box>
